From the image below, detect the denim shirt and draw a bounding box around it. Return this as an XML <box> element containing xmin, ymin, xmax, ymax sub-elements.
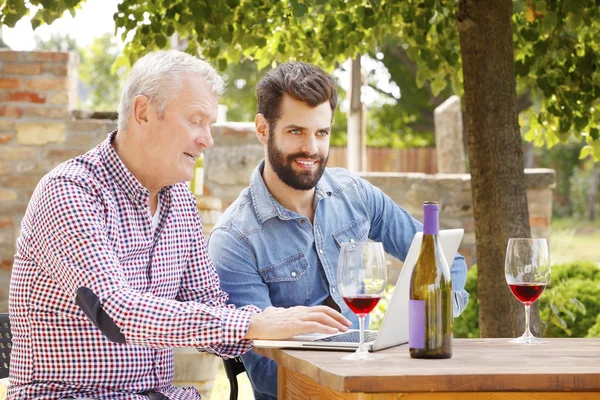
<box><xmin>208</xmin><ymin>161</ymin><xmax>469</xmax><ymax>399</ymax></box>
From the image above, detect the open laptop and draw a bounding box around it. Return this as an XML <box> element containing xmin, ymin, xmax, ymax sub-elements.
<box><xmin>252</xmin><ymin>229</ymin><xmax>464</xmax><ymax>351</ymax></box>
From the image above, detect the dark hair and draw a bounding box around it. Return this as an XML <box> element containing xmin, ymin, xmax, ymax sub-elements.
<box><xmin>256</xmin><ymin>62</ymin><xmax>338</xmax><ymax>129</ymax></box>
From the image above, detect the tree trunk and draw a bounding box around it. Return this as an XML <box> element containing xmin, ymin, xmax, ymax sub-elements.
<box><xmin>457</xmin><ymin>0</ymin><xmax>540</xmax><ymax>337</ymax></box>
<box><xmin>347</xmin><ymin>56</ymin><xmax>367</xmax><ymax>172</ymax></box>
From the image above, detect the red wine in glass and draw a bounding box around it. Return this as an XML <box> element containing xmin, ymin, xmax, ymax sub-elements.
<box><xmin>343</xmin><ymin>295</ymin><xmax>382</xmax><ymax>316</ymax></box>
<box><xmin>509</xmin><ymin>283</ymin><xmax>546</xmax><ymax>305</ymax></box>
<box><xmin>505</xmin><ymin>238</ymin><xmax>551</xmax><ymax>344</ymax></box>
<box><xmin>337</xmin><ymin>241</ymin><xmax>387</xmax><ymax>360</ymax></box>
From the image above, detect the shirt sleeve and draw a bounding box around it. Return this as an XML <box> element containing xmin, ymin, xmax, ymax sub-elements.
<box><xmin>208</xmin><ymin>226</ymin><xmax>278</xmax><ymax>397</ymax></box>
<box><xmin>357</xmin><ymin>177</ymin><xmax>470</xmax><ymax>317</ymax></box>
<box><xmin>29</xmin><ymin>176</ymin><xmax>258</xmax><ymax>357</ymax></box>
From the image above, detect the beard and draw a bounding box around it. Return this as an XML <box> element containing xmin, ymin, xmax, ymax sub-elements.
<box><xmin>267</xmin><ymin>134</ymin><xmax>328</xmax><ymax>191</ymax></box>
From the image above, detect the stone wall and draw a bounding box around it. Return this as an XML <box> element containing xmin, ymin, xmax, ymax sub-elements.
<box><xmin>204</xmin><ymin>123</ymin><xmax>556</xmax><ymax>282</ymax></box>
<box><xmin>0</xmin><ymin>49</ymin><xmax>117</xmax><ymax>311</ymax></box>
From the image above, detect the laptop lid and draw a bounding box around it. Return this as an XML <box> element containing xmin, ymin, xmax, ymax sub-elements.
<box><xmin>252</xmin><ymin>229</ymin><xmax>464</xmax><ymax>351</ymax></box>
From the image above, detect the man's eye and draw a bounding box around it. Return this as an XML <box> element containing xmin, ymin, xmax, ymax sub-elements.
<box><xmin>316</xmin><ymin>130</ymin><xmax>329</xmax><ymax>137</ymax></box>
<box><xmin>290</xmin><ymin>129</ymin><xmax>301</xmax><ymax>135</ymax></box>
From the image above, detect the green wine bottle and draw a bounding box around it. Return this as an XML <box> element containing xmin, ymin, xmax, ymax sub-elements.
<box><xmin>409</xmin><ymin>201</ymin><xmax>453</xmax><ymax>359</ymax></box>
<box><xmin>188</xmin><ymin>155</ymin><xmax>204</xmax><ymax>196</ymax></box>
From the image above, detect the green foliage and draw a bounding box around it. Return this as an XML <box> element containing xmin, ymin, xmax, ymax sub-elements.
<box><xmin>79</xmin><ymin>33</ymin><xmax>129</xmax><ymax>111</ymax></box>
<box><xmin>453</xmin><ymin>265</ymin><xmax>479</xmax><ymax>338</ymax></box>
<box><xmin>4</xmin><ymin>0</ymin><xmax>600</xmax><ymax>157</ymax></box>
<box><xmin>370</xmin><ymin>284</ymin><xmax>393</xmax><ymax>331</ymax></box>
<box><xmin>587</xmin><ymin>313</ymin><xmax>600</xmax><ymax>338</ymax></box>
<box><xmin>535</xmin><ymin>141</ymin><xmax>584</xmax><ymax>217</ymax></box>
<box><xmin>567</xmin><ymin>159</ymin><xmax>600</xmax><ymax>220</ymax></box>
<box><xmin>455</xmin><ymin>262</ymin><xmax>600</xmax><ymax>338</ymax></box>
<box><xmin>34</xmin><ymin>31</ymin><xmax>78</xmax><ymax>52</ymax></box>
<box><xmin>219</xmin><ymin>61</ymin><xmax>261</xmax><ymax>123</ymax></box>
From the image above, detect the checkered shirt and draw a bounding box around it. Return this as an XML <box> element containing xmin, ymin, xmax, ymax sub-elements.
<box><xmin>8</xmin><ymin>132</ymin><xmax>260</xmax><ymax>399</ymax></box>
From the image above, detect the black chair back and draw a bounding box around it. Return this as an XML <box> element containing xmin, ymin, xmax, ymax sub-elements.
<box><xmin>223</xmin><ymin>357</ymin><xmax>247</xmax><ymax>400</ymax></box>
<box><xmin>0</xmin><ymin>313</ymin><xmax>12</xmax><ymax>379</ymax></box>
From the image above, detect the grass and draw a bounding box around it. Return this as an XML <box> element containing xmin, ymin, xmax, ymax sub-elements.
<box><xmin>550</xmin><ymin>217</ymin><xmax>600</xmax><ymax>265</ymax></box>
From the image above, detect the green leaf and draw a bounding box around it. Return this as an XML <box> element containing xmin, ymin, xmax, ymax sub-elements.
<box><xmin>580</xmin><ymin>146</ymin><xmax>592</xmax><ymax>159</ymax></box>
<box><xmin>569</xmin><ymin>297</ymin><xmax>587</xmax><ymax>314</ymax></box>
<box><xmin>542</xmin><ymin>12</ymin><xmax>557</xmax><ymax>35</ymax></box>
<box><xmin>166</xmin><ymin>24</ymin><xmax>175</xmax><ymax>37</ymax></box>
<box><xmin>112</xmin><ymin>54</ymin><xmax>131</xmax><ymax>74</ymax></box>
<box><xmin>291</xmin><ymin>0</ymin><xmax>308</xmax><ymax>18</ymax></box>
<box><xmin>218</xmin><ymin>58</ymin><xmax>228</xmax><ymax>71</ymax></box>
<box><xmin>565</xmin><ymin>12</ymin><xmax>583</xmax><ymax>33</ymax></box>
<box><xmin>257</xmin><ymin>56</ymin><xmax>271</xmax><ymax>70</ymax></box>
<box><xmin>30</xmin><ymin>16</ymin><xmax>42</xmax><ymax>30</ymax></box>
<box><xmin>155</xmin><ymin>33</ymin><xmax>167</xmax><ymax>48</ymax></box>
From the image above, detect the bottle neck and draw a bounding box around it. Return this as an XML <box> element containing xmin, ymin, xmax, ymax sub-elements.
<box><xmin>423</xmin><ymin>207</ymin><xmax>439</xmax><ymax>235</ymax></box>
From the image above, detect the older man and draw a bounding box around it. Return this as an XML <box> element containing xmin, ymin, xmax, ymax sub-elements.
<box><xmin>208</xmin><ymin>62</ymin><xmax>470</xmax><ymax>399</ymax></box>
<box><xmin>8</xmin><ymin>51</ymin><xmax>349</xmax><ymax>400</ymax></box>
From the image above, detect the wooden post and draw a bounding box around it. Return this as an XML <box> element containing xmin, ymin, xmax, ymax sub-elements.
<box><xmin>347</xmin><ymin>56</ymin><xmax>367</xmax><ymax>172</ymax></box>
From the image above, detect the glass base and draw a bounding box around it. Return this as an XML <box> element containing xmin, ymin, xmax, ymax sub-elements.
<box><xmin>509</xmin><ymin>333</ymin><xmax>546</xmax><ymax>344</ymax></box>
<box><xmin>341</xmin><ymin>350</ymin><xmax>385</xmax><ymax>361</ymax></box>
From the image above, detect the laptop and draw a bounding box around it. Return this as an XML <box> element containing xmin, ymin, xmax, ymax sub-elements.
<box><xmin>252</xmin><ymin>229</ymin><xmax>464</xmax><ymax>352</ymax></box>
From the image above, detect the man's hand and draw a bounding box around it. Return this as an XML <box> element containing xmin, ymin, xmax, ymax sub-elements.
<box><xmin>243</xmin><ymin>305</ymin><xmax>352</xmax><ymax>340</ymax></box>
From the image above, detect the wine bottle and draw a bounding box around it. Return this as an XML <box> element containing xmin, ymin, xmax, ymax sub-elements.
<box><xmin>188</xmin><ymin>155</ymin><xmax>204</xmax><ymax>196</ymax></box>
<box><xmin>409</xmin><ymin>201</ymin><xmax>453</xmax><ymax>359</ymax></box>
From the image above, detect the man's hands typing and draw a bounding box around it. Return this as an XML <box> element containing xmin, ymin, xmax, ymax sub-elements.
<box><xmin>244</xmin><ymin>305</ymin><xmax>352</xmax><ymax>340</ymax></box>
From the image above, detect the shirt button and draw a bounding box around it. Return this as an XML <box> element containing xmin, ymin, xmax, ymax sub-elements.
<box><xmin>350</xmin><ymin>239</ymin><xmax>355</xmax><ymax>243</ymax></box>
<box><xmin>191</xmin><ymin>338</ymin><xmax>196</xmax><ymax>345</ymax></box>
<box><xmin>155</xmin><ymin>360</ymin><xmax>160</xmax><ymax>368</ymax></box>
<box><xmin>300</xmin><ymin>219</ymin><xmax>306</xmax><ymax>224</ymax></box>
<box><xmin>331</xmin><ymin>287</ymin><xmax>336</xmax><ymax>293</ymax></box>
<box><xmin>291</xmin><ymin>271</ymin><xmax>297</xmax><ymax>277</ymax></box>
<box><xmin>319</xmin><ymin>249</ymin><xmax>324</xmax><ymax>254</ymax></box>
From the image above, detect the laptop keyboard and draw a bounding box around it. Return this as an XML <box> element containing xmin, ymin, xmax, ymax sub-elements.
<box><xmin>314</xmin><ymin>331</ymin><xmax>378</xmax><ymax>343</ymax></box>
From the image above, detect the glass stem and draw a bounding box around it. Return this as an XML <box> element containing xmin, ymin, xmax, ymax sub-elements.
<box><xmin>356</xmin><ymin>314</ymin><xmax>368</xmax><ymax>354</ymax></box>
<box><xmin>524</xmin><ymin>304</ymin><xmax>532</xmax><ymax>337</ymax></box>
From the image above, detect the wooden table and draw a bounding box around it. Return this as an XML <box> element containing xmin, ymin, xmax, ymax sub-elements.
<box><xmin>254</xmin><ymin>338</ymin><xmax>600</xmax><ymax>400</ymax></box>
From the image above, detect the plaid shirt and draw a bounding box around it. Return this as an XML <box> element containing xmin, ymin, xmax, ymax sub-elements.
<box><xmin>8</xmin><ymin>132</ymin><xmax>259</xmax><ymax>399</ymax></box>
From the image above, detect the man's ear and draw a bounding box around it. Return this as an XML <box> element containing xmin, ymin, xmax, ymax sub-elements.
<box><xmin>255</xmin><ymin>113</ymin><xmax>269</xmax><ymax>145</ymax></box>
<box><xmin>132</xmin><ymin>95</ymin><xmax>150</xmax><ymax>131</ymax></box>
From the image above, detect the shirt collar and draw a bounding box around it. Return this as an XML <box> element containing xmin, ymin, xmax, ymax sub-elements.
<box><xmin>249</xmin><ymin>160</ymin><xmax>333</xmax><ymax>224</ymax></box>
<box><xmin>99</xmin><ymin>131</ymin><xmax>152</xmax><ymax>206</ymax></box>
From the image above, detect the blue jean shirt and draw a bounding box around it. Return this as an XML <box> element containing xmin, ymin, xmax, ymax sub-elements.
<box><xmin>208</xmin><ymin>161</ymin><xmax>469</xmax><ymax>399</ymax></box>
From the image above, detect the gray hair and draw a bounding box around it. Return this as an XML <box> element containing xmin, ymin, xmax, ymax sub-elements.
<box><xmin>117</xmin><ymin>50</ymin><xmax>224</xmax><ymax>130</ymax></box>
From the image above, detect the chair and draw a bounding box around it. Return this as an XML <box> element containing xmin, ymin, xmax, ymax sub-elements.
<box><xmin>223</xmin><ymin>357</ymin><xmax>247</xmax><ymax>400</ymax></box>
<box><xmin>0</xmin><ymin>313</ymin><xmax>12</xmax><ymax>379</ymax></box>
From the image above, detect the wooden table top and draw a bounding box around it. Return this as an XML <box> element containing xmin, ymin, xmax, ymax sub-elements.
<box><xmin>254</xmin><ymin>338</ymin><xmax>600</xmax><ymax>393</ymax></box>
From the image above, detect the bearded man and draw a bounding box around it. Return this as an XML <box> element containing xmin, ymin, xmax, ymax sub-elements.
<box><xmin>208</xmin><ymin>62</ymin><xmax>469</xmax><ymax>400</ymax></box>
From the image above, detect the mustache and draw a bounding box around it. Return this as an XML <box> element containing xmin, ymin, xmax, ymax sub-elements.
<box><xmin>286</xmin><ymin>152</ymin><xmax>322</xmax><ymax>162</ymax></box>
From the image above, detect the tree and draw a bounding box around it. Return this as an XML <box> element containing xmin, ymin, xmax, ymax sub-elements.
<box><xmin>78</xmin><ymin>33</ymin><xmax>128</xmax><ymax>111</ymax></box>
<box><xmin>34</xmin><ymin>31</ymin><xmax>78</xmax><ymax>52</ymax></box>
<box><xmin>458</xmin><ymin>0</ymin><xmax>533</xmax><ymax>337</ymax></box>
<box><xmin>4</xmin><ymin>0</ymin><xmax>598</xmax><ymax>337</ymax></box>
<box><xmin>32</xmin><ymin>32</ymin><xmax>126</xmax><ymax>111</ymax></box>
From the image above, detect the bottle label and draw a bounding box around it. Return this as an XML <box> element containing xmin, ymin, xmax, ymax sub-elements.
<box><xmin>408</xmin><ymin>299</ymin><xmax>425</xmax><ymax>349</ymax></box>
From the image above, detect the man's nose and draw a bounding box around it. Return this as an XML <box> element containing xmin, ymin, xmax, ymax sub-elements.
<box><xmin>300</xmin><ymin>134</ymin><xmax>318</xmax><ymax>155</ymax></box>
<box><xmin>197</xmin><ymin>125</ymin><xmax>214</xmax><ymax>149</ymax></box>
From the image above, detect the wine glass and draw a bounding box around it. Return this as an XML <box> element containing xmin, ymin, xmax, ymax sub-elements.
<box><xmin>505</xmin><ymin>238</ymin><xmax>551</xmax><ymax>344</ymax></box>
<box><xmin>337</xmin><ymin>241</ymin><xmax>387</xmax><ymax>360</ymax></box>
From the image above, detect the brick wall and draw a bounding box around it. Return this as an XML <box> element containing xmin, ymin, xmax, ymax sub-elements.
<box><xmin>0</xmin><ymin>50</ymin><xmax>116</xmax><ymax>311</ymax></box>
